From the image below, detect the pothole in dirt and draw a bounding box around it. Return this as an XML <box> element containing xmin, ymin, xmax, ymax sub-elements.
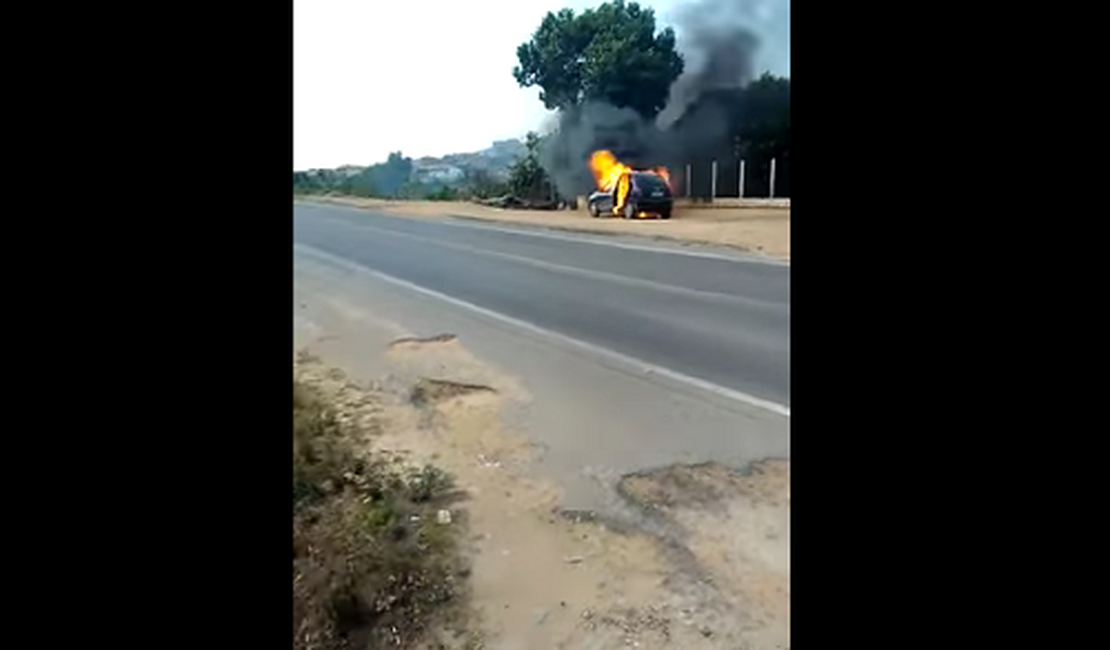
<box><xmin>613</xmin><ymin>459</ymin><xmax>791</xmax><ymax>649</ymax></box>
<box><xmin>411</xmin><ymin>378</ymin><xmax>497</xmax><ymax>407</ymax></box>
<box><xmin>389</xmin><ymin>333</ymin><xmax>458</xmax><ymax>350</ymax></box>
<box><xmin>617</xmin><ymin>459</ymin><xmax>789</xmax><ymax>513</ymax></box>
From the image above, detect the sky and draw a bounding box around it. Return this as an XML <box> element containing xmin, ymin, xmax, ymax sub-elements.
<box><xmin>293</xmin><ymin>0</ymin><xmax>789</xmax><ymax>170</ymax></box>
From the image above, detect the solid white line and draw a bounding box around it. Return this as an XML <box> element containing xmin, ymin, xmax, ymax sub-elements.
<box><xmin>298</xmin><ymin>200</ymin><xmax>789</xmax><ymax>266</ymax></box>
<box><xmin>294</xmin><ymin>242</ymin><xmax>791</xmax><ymax>418</ymax></box>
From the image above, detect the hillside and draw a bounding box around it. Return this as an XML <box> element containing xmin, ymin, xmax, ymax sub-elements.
<box><xmin>413</xmin><ymin>139</ymin><xmax>526</xmax><ymax>184</ymax></box>
<box><xmin>295</xmin><ymin>139</ymin><xmax>527</xmax><ymax>199</ymax></box>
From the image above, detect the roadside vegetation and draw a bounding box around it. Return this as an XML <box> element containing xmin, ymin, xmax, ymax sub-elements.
<box><xmin>293</xmin><ymin>379</ymin><xmax>467</xmax><ymax>650</ymax></box>
<box><xmin>292</xmin><ymin>134</ymin><xmax>554</xmax><ymax>205</ymax></box>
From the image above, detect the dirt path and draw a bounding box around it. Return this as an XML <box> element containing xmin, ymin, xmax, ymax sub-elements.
<box><xmin>299</xmin><ymin>196</ymin><xmax>791</xmax><ymax>260</ymax></box>
<box><xmin>294</xmin><ymin>327</ymin><xmax>790</xmax><ymax>649</ymax></box>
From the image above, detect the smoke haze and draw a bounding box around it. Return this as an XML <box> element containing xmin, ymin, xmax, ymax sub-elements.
<box><xmin>539</xmin><ymin>0</ymin><xmax>789</xmax><ymax>196</ymax></box>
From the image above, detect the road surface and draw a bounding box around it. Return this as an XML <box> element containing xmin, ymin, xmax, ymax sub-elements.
<box><xmin>293</xmin><ymin>202</ymin><xmax>790</xmax><ymax>409</ymax></box>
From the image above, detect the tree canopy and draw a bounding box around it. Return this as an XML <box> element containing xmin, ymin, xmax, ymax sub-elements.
<box><xmin>513</xmin><ymin>0</ymin><xmax>684</xmax><ymax>120</ymax></box>
<box><xmin>363</xmin><ymin>152</ymin><xmax>413</xmax><ymax>197</ymax></box>
<box><xmin>734</xmin><ymin>73</ymin><xmax>790</xmax><ymax>160</ymax></box>
<box><xmin>507</xmin><ymin>132</ymin><xmax>554</xmax><ymax>201</ymax></box>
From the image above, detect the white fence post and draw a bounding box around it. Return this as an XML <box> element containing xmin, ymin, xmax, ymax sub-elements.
<box><xmin>739</xmin><ymin>159</ymin><xmax>745</xmax><ymax>198</ymax></box>
<box><xmin>686</xmin><ymin>163</ymin><xmax>692</xmax><ymax>198</ymax></box>
<box><xmin>769</xmin><ymin>158</ymin><xmax>777</xmax><ymax>199</ymax></box>
<box><xmin>711</xmin><ymin>160</ymin><xmax>718</xmax><ymax>201</ymax></box>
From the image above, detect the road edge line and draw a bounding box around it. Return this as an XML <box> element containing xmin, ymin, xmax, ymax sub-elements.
<box><xmin>294</xmin><ymin>242</ymin><xmax>791</xmax><ymax>418</ymax></box>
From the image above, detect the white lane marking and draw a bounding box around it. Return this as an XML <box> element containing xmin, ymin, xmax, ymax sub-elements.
<box><xmin>298</xmin><ymin>200</ymin><xmax>789</xmax><ymax>266</ymax></box>
<box><xmin>345</xmin><ymin>219</ymin><xmax>786</xmax><ymax>310</ymax></box>
<box><xmin>294</xmin><ymin>242</ymin><xmax>791</xmax><ymax>418</ymax></box>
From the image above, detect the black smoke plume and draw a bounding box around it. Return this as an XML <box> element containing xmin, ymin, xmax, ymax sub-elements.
<box><xmin>539</xmin><ymin>0</ymin><xmax>787</xmax><ymax>197</ymax></box>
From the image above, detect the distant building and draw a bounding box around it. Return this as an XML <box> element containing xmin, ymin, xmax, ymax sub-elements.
<box><xmin>335</xmin><ymin>165</ymin><xmax>366</xmax><ymax>178</ymax></box>
<box><xmin>414</xmin><ymin>164</ymin><xmax>464</xmax><ymax>183</ymax></box>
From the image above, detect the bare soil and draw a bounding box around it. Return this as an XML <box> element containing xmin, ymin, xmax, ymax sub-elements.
<box><xmin>294</xmin><ymin>329</ymin><xmax>790</xmax><ymax>649</ymax></box>
<box><xmin>619</xmin><ymin>461</ymin><xmax>791</xmax><ymax>649</ymax></box>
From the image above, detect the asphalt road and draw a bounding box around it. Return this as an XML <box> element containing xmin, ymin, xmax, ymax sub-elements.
<box><xmin>293</xmin><ymin>203</ymin><xmax>790</xmax><ymax>409</ymax></box>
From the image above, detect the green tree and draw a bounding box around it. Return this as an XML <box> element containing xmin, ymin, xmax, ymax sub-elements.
<box><xmin>347</xmin><ymin>173</ymin><xmax>378</xmax><ymax>197</ymax></box>
<box><xmin>513</xmin><ymin>0</ymin><xmax>683</xmax><ymax>120</ymax></box>
<box><xmin>734</xmin><ymin>73</ymin><xmax>790</xmax><ymax>162</ymax></box>
<box><xmin>461</xmin><ymin>168</ymin><xmax>509</xmax><ymax>200</ymax></box>
<box><xmin>293</xmin><ymin>171</ymin><xmax>312</xmax><ymax>194</ymax></box>
<box><xmin>425</xmin><ymin>185</ymin><xmax>459</xmax><ymax>201</ymax></box>
<box><xmin>339</xmin><ymin>151</ymin><xmax>415</xmax><ymax>198</ymax></box>
<box><xmin>366</xmin><ymin>152</ymin><xmax>413</xmax><ymax>197</ymax></box>
<box><xmin>508</xmin><ymin>132</ymin><xmax>553</xmax><ymax>201</ymax></box>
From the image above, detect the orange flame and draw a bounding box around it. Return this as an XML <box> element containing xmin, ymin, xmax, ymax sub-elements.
<box><xmin>651</xmin><ymin>167</ymin><xmax>672</xmax><ymax>190</ymax></box>
<box><xmin>589</xmin><ymin>150</ymin><xmax>632</xmax><ymax>193</ymax></box>
<box><xmin>589</xmin><ymin>150</ymin><xmax>671</xmax><ymax>215</ymax></box>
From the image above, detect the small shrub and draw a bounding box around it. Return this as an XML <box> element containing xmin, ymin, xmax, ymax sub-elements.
<box><xmin>407</xmin><ymin>465</ymin><xmax>454</xmax><ymax>503</ymax></box>
<box><xmin>293</xmin><ymin>379</ymin><xmax>465</xmax><ymax>650</ymax></box>
<box><xmin>425</xmin><ymin>186</ymin><xmax>459</xmax><ymax>201</ymax></box>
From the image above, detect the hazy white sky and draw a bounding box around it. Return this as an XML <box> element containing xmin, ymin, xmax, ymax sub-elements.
<box><xmin>293</xmin><ymin>0</ymin><xmax>788</xmax><ymax>170</ymax></box>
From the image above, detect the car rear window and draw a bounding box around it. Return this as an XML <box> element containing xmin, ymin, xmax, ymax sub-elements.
<box><xmin>634</xmin><ymin>173</ymin><xmax>669</xmax><ymax>193</ymax></box>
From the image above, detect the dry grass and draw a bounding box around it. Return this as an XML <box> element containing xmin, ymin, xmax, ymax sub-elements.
<box><xmin>293</xmin><ymin>380</ymin><xmax>466</xmax><ymax>650</ymax></box>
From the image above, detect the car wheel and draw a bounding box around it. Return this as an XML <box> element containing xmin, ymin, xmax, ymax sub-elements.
<box><xmin>589</xmin><ymin>202</ymin><xmax>600</xmax><ymax>217</ymax></box>
<box><xmin>660</xmin><ymin>208</ymin><xmax>671</xmax><ymax>219</ymax></box>
<box><xmin>622</xmin><ymin>201</ymin><xmax>636</xmax><ymax>219</ymax></box>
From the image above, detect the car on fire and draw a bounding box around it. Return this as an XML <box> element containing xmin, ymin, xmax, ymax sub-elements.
<box><xmin>588</xmin><ymin>170</ymin><xmax>673</xmax><ymax>219</ymax></box>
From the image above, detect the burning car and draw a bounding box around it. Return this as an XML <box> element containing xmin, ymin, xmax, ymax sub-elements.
<box><xmin>587</xmin><ymin>150</ymin><xmax>673</xmax><ymax>219</ymax></box>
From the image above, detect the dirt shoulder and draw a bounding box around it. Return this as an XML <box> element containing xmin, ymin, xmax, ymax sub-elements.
<box><xmin>294</xmin><ymin>326</ymin><xmax>789</xmax><ymax>649</ymax></box>
<box><xmin>299</xmin><ymin>196</ymin><xmax>791</xmax><ymax>261</ymax></box>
